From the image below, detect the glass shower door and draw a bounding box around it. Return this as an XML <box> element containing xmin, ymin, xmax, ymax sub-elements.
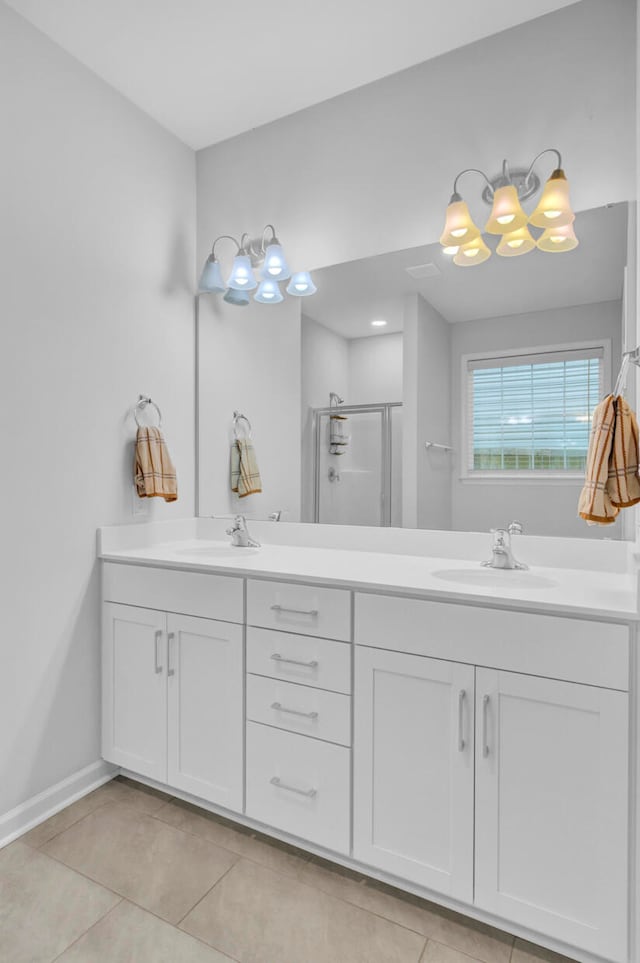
<box><xmin>315</xmin><ymin>407</ymin><xmax>385</xmax><ymax>526</ymax></box>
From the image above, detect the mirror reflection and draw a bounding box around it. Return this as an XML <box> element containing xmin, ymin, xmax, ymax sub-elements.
<box><xmin>301</xmin><ymin>202</ymin><xmax>631</xmax><ymax>538</ymax></box>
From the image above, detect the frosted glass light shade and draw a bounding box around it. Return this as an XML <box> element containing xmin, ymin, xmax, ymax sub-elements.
<box><xmin>496</xmin><ymin>225</ymin><xmax>536</xmax><ymax>257</ymax></box>
<box><xmin>198</xmin><ymin>256</ymin><xmax>226</xmax><ymax>293</ymax></box>
<box><xmin>223</xmin><ymin>287</ymin><xmax>250</xmax><ymax>306</ymax></box>
<box><xmin>453</xmin><ymin>235</ymin><xmax>491</xmax><ymax>266</ymax></box>
<box><xmin>254</xmin><ymin>279</ymin><xmax>284</xmax><ymax>303</ymax></box>
<box><xmin>528</xmin><ymin>169</ymin><xmax>574</xmax><ymax>228</ymax></box>
<box><xmin>286</xmin><ymin>271</ymin><xmax>317</xmax><ymax>296</ymax></box>
<box><xmin>439</xmin><ymin>195</ymin><xmax>481</xmax><ymax>247</ymax></box>
<box><xmin>485</xmin><ymin>185</ymin><xmax>528</xmax><ymax>234</ymax></box>
<box><xmin>261</xmin><ymin>243</ymin><xmax>291</xmax><ymax>281</ymax></box>
<box><xmin>227</xmin><ymin>254</ymin><xmax>257</xmax><ymax>291</ymax></box>
<box><xmin>537</xmin><ymin>221</ymin><xmax>579</xmax><ymax>253</ymax></box>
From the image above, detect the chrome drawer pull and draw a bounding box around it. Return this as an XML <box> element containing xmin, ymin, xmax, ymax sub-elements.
<box><xmin>482</xmin><ymin>694</ymin><xmax>491</xmax><ymax>758</ymax></box>
<box><xmin>270</xmin><ymin>604</ymin><xmax>319</xmax><ymax>617</ymax></box>
<box><xmin>270</xmin><ymin>653</ymin><xmax>319</xmax><ymax>669</ymax></box>
<box><xmin>167</xmin><ymin>632</ymin><xmax>176</xmax><ymax>677</ymax></box>
<box><xmin>271</xmin><ymin>701</ymin><xmax>319</xmax><ymax>720</ymax></box>
<box><xmin>154</xmin><ymin>630</ymin><xmax>163</xmax><ymax>674</ymax></box>
<box><xmin>457</xmin><ymin>689</ymin><xmax>466</xmax><ymax>752</ymax></box>
<box><xmin>270</xmin><ymin>776</ymin><xmax>317</xmax><ymax>798</ymax></box>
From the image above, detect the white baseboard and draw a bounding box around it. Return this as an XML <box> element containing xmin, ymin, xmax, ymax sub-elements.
<box><xmin>0</xmin><ymin>759</ymin><xmax>118</xmax><ymax>850</ymax></box>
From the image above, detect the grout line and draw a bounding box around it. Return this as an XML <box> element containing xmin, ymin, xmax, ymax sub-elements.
<box><xmin>175</xmin><ymin>858</ymin><xmax>240</xmax><ymax>927</ymax></box>
<box><xmin>50</xmin><ymin>898</ymin><xmax>124</xmax><ymax>962</ymax></box>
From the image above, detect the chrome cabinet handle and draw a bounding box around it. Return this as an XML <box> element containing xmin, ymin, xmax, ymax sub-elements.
<box><xmin>271</xmin><ymin>701</ymin><xmax>318</xmax><ymax>720</ymax></box>
<box><xmin>457</xmin><ymin>689</ymin><xmax>466</xmax><ymax>752</ymax></box>
<box><xmin>270</xmin><ymin>653</ymin><xmax>319</xmax><ymax>669</ymax></box>
<box><xmin>482</xmin><ymin>694</ymin><xmax>490</xmax><ymax>757</ymax></box>
<box><xmin>270</xmin><ymin>776</ymin><xmax>317</xmax><ymax>798</ymax></box>
<box><xmin>154</xmin><ymin>630</ymin><xmax>163</xmax><ymax>674</ymax></box>
<box><xmin>270</xmin><ymin>604</ymin><xmax>319</xmax><ymax>617</ymax></box>
<box><xmin>167</xmin><ymin>632</ymin><xmax>175</xmax><ymax>676</ymax></box>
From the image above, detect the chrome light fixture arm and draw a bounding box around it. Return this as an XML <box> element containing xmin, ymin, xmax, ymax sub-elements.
<box><xmin>452</xmin><ymin>167</ymin><xmax>496</xmax><ymax>202</ymax></box>
<box><xmin>523</xmin><ymin>148</ymin><xmax>563</xmax><ymax>186</ymax></box>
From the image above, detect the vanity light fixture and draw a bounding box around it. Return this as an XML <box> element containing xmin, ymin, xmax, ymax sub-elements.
<box><xmin>198</xmin><ymin>225</ymin><xmax>316</xmax><ymax>305</ymax></box>
<box><xmin>440</xmin><ymin>149</ymin><xmax>577</xmax><ymax>266</ymax></box>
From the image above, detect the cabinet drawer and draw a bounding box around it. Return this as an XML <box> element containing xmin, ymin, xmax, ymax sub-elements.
<box><xmin>247</xmin><ymin>579</ymin><xmax>351</xmax><ymax>641</ymax></box>
<box><xmin>247</xmin><ymin>674</ymin><xmax>351</xmax><ymax>746</ymax></box>
<box><xmin>355</xmin><ymin>593</ymin><xmax>629</xmax><ymax>690</ymax></box>
<box><xmin>103</xmin><ymin>562</ymin><xmax>243</xmax><ymax>624</ymax></box>
<box><xmin>245</xmin><ymin>722</ymin><xmax>350</xmax><ymax>853</ymax></box>
<box><xmin>247</xmin><ymin>627</ymin><xmax>351</xmax><ymax>694</ymax></box>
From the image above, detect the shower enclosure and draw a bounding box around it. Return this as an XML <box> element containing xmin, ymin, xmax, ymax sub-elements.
<box><xmin>312</xmin><ymin>403</ymin><xmax>402</xmax><ymax>527</ymax></box>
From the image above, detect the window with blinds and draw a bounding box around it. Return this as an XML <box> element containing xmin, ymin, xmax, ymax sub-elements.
<box><xmin>466</xmin><ymin>346</ymin><xmax>604</xmax><ymax>474</ymax></box>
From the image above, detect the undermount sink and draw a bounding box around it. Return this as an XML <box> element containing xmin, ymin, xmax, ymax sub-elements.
<box><xmin>431</xmin><ymin>568</ymin><xmax>557</xmax><ymax>590</ymax></box>
<box><xmin>171</xmin><ymin>544</ymin><xmax>260</xmax><ymax>558</ymax></box>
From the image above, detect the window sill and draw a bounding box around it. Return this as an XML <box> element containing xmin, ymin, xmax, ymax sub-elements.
<box><xmin>459</xmin><ymin>473</ymin><xmax>584</xmax><ymax>486</ymax></box>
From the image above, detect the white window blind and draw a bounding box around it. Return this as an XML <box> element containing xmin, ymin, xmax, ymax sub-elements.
<box><xmin>466</xmin><ymin>347</ymin><xmax>604</xmax><ymax>473</ymax></box>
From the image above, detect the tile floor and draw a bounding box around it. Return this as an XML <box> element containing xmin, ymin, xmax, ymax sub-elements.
<box><xmin>1</xmin><ymin>776</ymin><xmax>580</xmax><ymax>963</ymax></box>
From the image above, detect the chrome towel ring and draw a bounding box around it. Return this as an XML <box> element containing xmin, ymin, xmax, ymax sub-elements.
<box><xmin>134</xmin><ymin>395</ymin><xmax>163</xmax><ymax>429</ymax></box>
<box><xmin>233</xmin><ymin>410</ymin><xmax>252</xmax><ymax>439</ymax></box>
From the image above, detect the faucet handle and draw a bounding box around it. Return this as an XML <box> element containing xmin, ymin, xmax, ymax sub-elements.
<box><xmin>507</xmin><ymin>520</ymin><xmax>523</xmax><ymax>536</ymax></box>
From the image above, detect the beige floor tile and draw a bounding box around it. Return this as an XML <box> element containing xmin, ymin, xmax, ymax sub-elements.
<box><xmin>421</xmin><ymin>941</ymin><xmax>483</xmax><ymax>962</ymax></box>
<box><xmin>181</xmin><ymin>856</ymin><xmax>426</xmax><ymax>963</ymax></box>
<box><xmin>0</xmin><ymin>842</ymin><xmax>119</xmax><ymax>963</ymax></box>
<box><xmin>42</xmin><ymin>801</ymin><xmax>238</xmax><ymax>923</ymax></box>
<box><xmin>298</xmin><ymin>859</ymin><xmax>512</xmax><ymax>963</ymax></box>
<box><xmin>155</xmin><ymin>799</ymin><xmax>311</xmax><ymax>879</ymax></box>
<box><xmin>22</xmin><ymin>778</ymin><xmax>165</xmax><ymax>849</ymax></box>
<box><xmin>56</xmin><ymin>899</ymin><xmax>235</xmax><ymax>962</ymax></box>
<box><xmin>512</xmin><ymin>938</ymin><xmax>580</xmax><ymax>962</ymax></box>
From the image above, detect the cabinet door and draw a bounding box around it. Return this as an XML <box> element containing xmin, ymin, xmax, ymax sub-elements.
<box><xmin>475</xmin><ymin>668</ymin><xmax>628</xmax><ymax>963</ymax></box>
<box><xmin>102</xmin><ymin>603</ymin><xmax>167</xmax><ymax>781</ymax></box>
<box><xmin>354</xmin><ymin>647</ymin><xmax>474</xmax><ymax>901</ymax></box>
<box><xmin>167</xmin><ymin>614</ymin><xmax>243</xmax><ymax>812</ymax></box>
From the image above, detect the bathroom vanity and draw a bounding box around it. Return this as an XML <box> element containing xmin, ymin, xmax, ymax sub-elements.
<box><xmin>99</xmin><ymin>519</ymin><xmax>638</xmax><ymax>963</ymax></box>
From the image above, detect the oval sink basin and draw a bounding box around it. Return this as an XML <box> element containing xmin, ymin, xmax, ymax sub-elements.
<box><xmin>431</xmin><ymin>568</ymin><xmax>556</xmax><ymax>590</ymax></box>
<box><xmin>171</xmin><ymin>545</ymin><xmax>260</xmax><ymax>558</ymax></box>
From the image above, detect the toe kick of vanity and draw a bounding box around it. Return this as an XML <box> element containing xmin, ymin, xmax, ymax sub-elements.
<box><xmin>101</xmin><ymin>561</ymin><xmax>634</xmax><ymax>963</ymax></box>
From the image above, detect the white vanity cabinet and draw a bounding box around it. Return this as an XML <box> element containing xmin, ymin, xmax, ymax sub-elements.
<box><xmin>474</xmin><ymin>668</ymin><xmax>628</xmax><ymax>963</ymax></box>
<box><xmin>353</xmin><ymin>646</ymin><xmax>475</xmax><ymax>901</ymax></box>
<box><xmin>102</xmin><ymin>564</ymin><xmax>244</xmax><ymax>812</ymax></box>
<box><xmin>354</xmin><ymin>592</ymin><xmax>631</xmax><ymax>963</ymax></box>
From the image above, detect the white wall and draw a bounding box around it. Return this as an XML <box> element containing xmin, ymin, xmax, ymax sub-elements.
<box><xmin>349</xmin><ymin>333</ymin><xmax>403</xmax><ymax>405</ymax></box>
<box><xmin>197</xmin><ymin>295</ymin><xmax>302</xmax><ymax>522</ymax></box>
<box><xmin>0</xmin><ymin>3</ymin><xmax>196</xmax><ymax>818</ymax></box>
<box><xmin>450</xmin><ymin>300</ymin><xmax>623</xmax><ymax>537</ymax></box>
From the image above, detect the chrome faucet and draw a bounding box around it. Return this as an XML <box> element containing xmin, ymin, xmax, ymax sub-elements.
<box><xmin>226</xmin><ymin>515</ymin><xmax>260</xmax><ymax>548</ymax></box>
<box><xmin>481</xmin><ymin>521</ymin><xmax>527</xmax><ymax>570</ymax></box>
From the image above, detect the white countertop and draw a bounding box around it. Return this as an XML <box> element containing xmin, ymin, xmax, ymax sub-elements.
<box><xmin>99</xmin><ymin>537</ymin><xmax>639</xmax><ymax>621</ymax></box>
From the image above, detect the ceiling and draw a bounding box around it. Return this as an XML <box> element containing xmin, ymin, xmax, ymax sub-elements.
<box><xmin>304</xmin><ymin>203</ymin><xmax>628</xmax><ymax>339</ymax></box>
<box><xmin>5</xmin><ymin>0</ymin><xmax>579</xmax><ymax>150</ymax></box>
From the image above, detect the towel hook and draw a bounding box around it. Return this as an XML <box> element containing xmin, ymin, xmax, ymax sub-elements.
<box><xmin>134</xmin><ymin>395</ymin><xmax>162</xmax><ymax>429</ymax></box>
<box><xmin>233</xmin><ymin>410</ymin><xmax>252</xmax><ymax>439</ymax></box>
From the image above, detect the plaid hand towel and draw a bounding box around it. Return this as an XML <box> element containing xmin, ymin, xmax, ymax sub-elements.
<box><xmin>231</xmin><ymin>438</ymin><xmax>262</xmax><ymax>498</ymax></box>
<box><xmin>578</xmin><ymin>395</ymin><xmax>640</xmax><ymax>525</ymax></box>
<box><xmin>134</xmin><ymin>426</ymin><xmax>178</xmax><ymax>502</ymax></box>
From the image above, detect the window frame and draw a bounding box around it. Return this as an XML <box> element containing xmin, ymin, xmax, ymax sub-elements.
<box><xmin>459</xmin><ymin>339</ymin><xmax>612</xmax><ymax>484</ymax></box>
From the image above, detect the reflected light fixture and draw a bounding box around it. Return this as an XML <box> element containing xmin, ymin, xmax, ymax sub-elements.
<box><xmin>371</xmin><ymin>319</ymin><xmax>387</xmax><ymax>327</ymax></box>
<box><xmin>537</xmin><ymin>221</ymin><xmax>579</xmax><ymax>253</ymax></box>
<box><xmin>198</xmin><ymin>225</ymin><xmax>315</xmax><ymax>306</ymax></box>
<box><xmin>255</xmin><ymin>279</ymin><xmax>284</xmax><ymax>303</ymax></box>
<box><xmin>496</xmin><ymin>224</ymin><xmax>536</xmax><ymax>257</ymax></box>
<box><xmin>439</xmin><ymin>149</ymin><xmax>576</xmax><ymax>267</ymax></box>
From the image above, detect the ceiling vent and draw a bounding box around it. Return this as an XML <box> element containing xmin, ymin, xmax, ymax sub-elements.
<box><xmin>405</xmin><ymin>262</ymin><xmax>441</xmax><ymax>279</ymax></box>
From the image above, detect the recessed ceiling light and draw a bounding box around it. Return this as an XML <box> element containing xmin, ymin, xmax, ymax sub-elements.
<box><xmin>371</xmin><ymin>319</ymin><xmax>387</xmax><ymax>327</ymax></box>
